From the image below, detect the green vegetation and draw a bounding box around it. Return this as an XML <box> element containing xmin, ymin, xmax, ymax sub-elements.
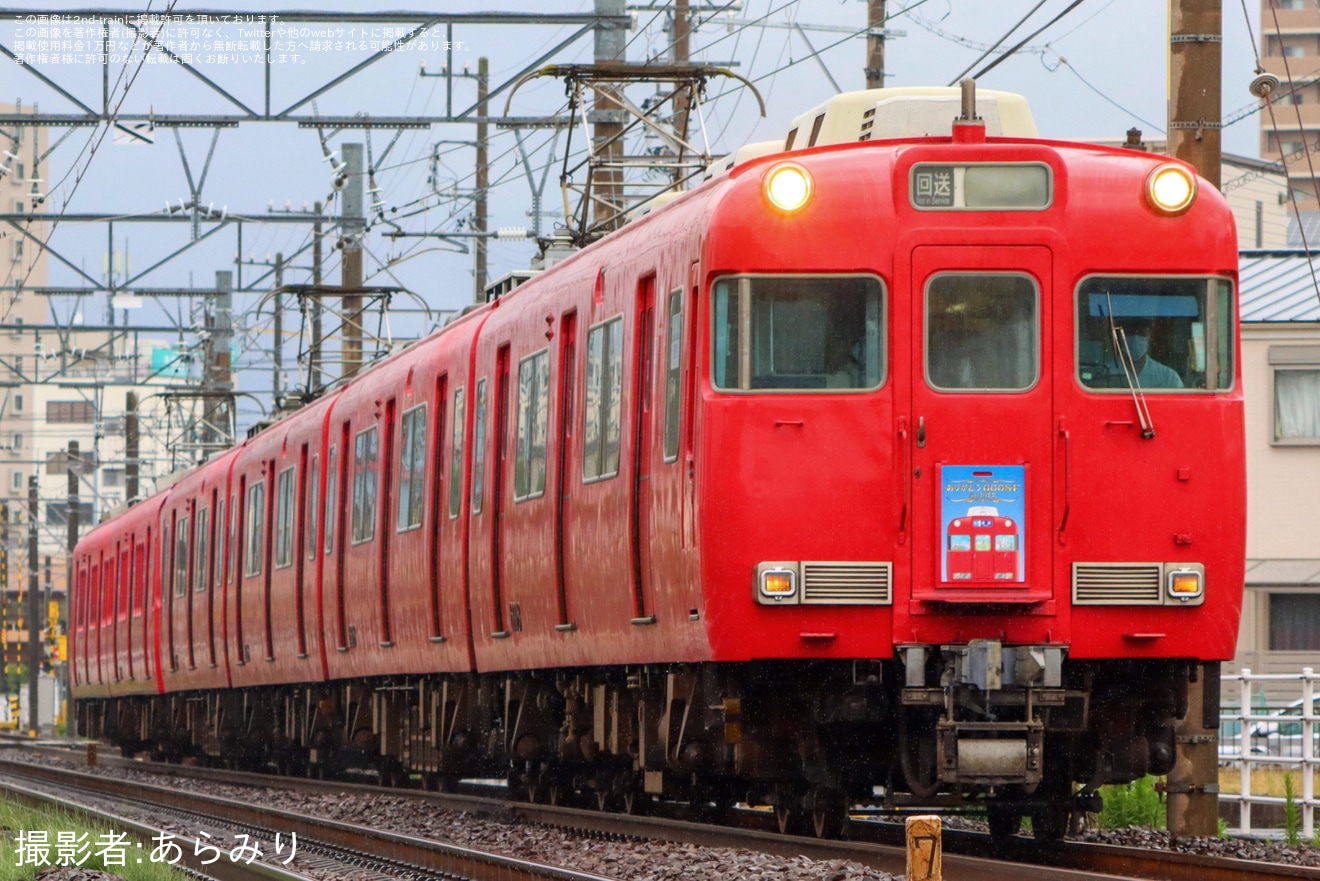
<box><xmin>0</xmin><ymin>795</ymin><xmax>185</xmax><ymax>881</ymax></box>
<box><xmin>1096</xmin><ymin>775</ymin><xmax>1166</xmax><ymax>830</ymax></box>
<box><xmin>1284</xmin><ymin>772</ymin><xmax>1302</xmax><ymax>845</ymax></box>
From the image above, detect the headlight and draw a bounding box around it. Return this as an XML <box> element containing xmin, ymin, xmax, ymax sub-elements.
<box><xmin>1146</xmin><ymin>163</ymin><xmax>1197</xmax><ymax>215</ymax></box>
<box><xmin>764</xmin><ymin>163</ymin><xmax>814</xmax><ymax>213</ymax></box>
<box><xmin>1167</xmin><ymin>568</ymin><xmax>1203</xmax><ymax>602</ymax></box>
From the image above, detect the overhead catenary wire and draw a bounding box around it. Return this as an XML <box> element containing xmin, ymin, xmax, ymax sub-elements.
<box><xmin>1058</xmin><ymin>57</ymin><xmax>1164</xmax><ymax>133</ymax></box>
<box><xmin>969</xmin><ymin>0</ymin><xmax>1089</xmax><ymax>82</ymax></box>
<box><xmin>1252</xmin><ymin>0</ymin><xmax>1320</xmax><ymax>308</ymax></box>
<box><xmin>0</xmin><ymin>3</ymin><xmax>174</xmax><ymax>306</ymax></box>
<box><xmin>946</xmin><ymin>0</ymin><xmax>1052</xmax><ymax>86</ymax></box>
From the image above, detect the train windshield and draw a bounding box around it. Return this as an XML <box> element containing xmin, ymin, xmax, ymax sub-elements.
<box><xmin>925</xmin><ymin>273</ymin><xmax>1039</xmax><ymax>391</ymax></box>
<box><xmin>711</xmin><ymin>275</ymin><xmax>884</xmax><ymax>391</ymax></box>
<box><xmin>1076</xmin><ymin>276</ymin><xmax>1234</xmax><ymax>391</ymax></box>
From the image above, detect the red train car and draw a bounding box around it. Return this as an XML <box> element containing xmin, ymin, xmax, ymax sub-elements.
<box><xmin>71</xmin><ymin>84</ymin><xmax>1244</xmax><ymax>838</ymax></box>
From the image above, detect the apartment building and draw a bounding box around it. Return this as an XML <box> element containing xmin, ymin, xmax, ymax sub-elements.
<box><xmin>1260</xmin><ymin>0</ymin><xmax>1320</xmax><ymax>221</ymax></box>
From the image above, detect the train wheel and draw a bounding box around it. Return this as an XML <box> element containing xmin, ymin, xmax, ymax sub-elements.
<box><xmin>592</xmin><ymin>771</ymin><xmax>622</xmax><ymax>812</ymax></box>
<box><xmin>774</xmin><ymin>784</ymin><xmax>806</xmax><ymax>835</ymax></box>
<box><xmin>987</xmin><ymin>807</ymin><xmax>1021</xmax><ymax>850</ymax></box>
<box><xmin>811</xmin><ymin>806</ymin><xmax>844</xmax><ymax>839</ymax></box>
<box><xmin>805</xmin><ymin>787</ymin><xmax>847</xmax><ymax>839</ymax></box>
<box><xmin>622</xmin><ymin>789</ymin><xmax>651</xmax><ymax>815</ymax></box>
<box><xmin>1032</xmin><ymin>802</ymin><xmax>1071</xmax><ymax>843</ymax></box>
<box><xmin>522</xmin><ymin>772</ymin><xmax>545</xmax><ymax>804</ymax></box>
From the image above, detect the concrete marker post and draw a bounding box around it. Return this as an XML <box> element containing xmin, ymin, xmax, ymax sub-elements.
<box><xmin>906</xmin><ymin>814</ymin><xmax>942</xmax><ymax>881</ymax></box>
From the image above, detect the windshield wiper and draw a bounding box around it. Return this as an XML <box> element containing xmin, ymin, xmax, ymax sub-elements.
<box><xmin>1105</xmin><ymin>293</ymin><xmax>1155</xmax><ymax>439</ymax></box>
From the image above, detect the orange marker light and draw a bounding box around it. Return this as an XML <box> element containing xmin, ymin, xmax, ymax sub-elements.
<box><xmin>1168</xmin><ymin>570</ymin><xmax>1202</xmax><ymax>599</ymax></box>
<box><xmin>760</xmin><ymin>569</ymin><xmax>796</xmax><ymax>598</ymax></box>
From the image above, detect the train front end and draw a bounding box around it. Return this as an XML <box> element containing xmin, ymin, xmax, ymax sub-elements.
<box><xmin>694</xmin><ymin>87</ymin><xmax>1243</xmax><ymax>833</ymax></box>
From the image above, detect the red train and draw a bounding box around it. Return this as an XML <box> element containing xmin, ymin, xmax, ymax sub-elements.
<box><xmin>71</xmin><ymin>84</ymin><xmax>1244</xmax><ymax>840</ymax></box>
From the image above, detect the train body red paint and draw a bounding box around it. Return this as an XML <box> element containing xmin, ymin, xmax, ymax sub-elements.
<box><xmin>70</xmin><ymin>88</ymin><xmax>1243</xmax><ymax>836</ymax></box>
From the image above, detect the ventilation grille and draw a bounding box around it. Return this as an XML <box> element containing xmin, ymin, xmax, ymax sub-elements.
<box><xmin>802</xmin><ymin>562</ymin><xmax>891</xmax><ymax>605</ymax></box>
<box><xmin>1072</xmin><ymin>563</ymin><xmax>1162</xmax><ymax>605</ymax></box>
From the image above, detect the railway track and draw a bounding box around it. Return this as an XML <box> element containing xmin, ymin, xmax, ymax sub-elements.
<box><xmin>0</xmin><ymin>751</ymin><xmax>626</xmax><ymax>881</ymax></box>
<box><xmin>4</xmin><ymin>744</ymin><xmax>1317</xmax><ymax>881</ymax></box>
<box><xmin>0</xmin><ymin>775</ymin><xmax>309</xmax><ymax>881</ymax></box>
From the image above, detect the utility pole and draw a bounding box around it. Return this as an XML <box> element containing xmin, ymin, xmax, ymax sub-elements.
<box><xmin>0</xmin><ymin>503</ymin><xmax>7</xmax><ymax>695</ymax></box>
<box><xmin>25</xmin><ymin>475</ymin><xmax>37</xmax><ymax>733</ymax></box>
<box><xmin>1168</xmin><ymin>0</ymin><xmax>1222</xmax><ymax>188</ymax></box>
<box><xmin>672</xmin><ymin>0</ymin><xmax>691</xmax><ymax>186</ymax></box>
<box><xmin>65</xmin><ymin>442</ymin><xmax>78</xmax><ymax>731</ymax></box>
<box><xmin>475</xmin><ymin>57</ymin><xmax>489</xmax><ymax>304</ymax></box>
<box><xmin>593</xmin><ymin>0</ymin><xmax>627</xmax><ymax>231</ymax></box>
<box><xmin>203</xmin><ymin>270</ymin><xmax>233</xmax><ymax>447</ymax></box>
<box><xmin>866</xmin><ymin>0</ymin><xmax>886</xmax><ymax>89</ymax></box>
<box><xmin>1165</xmin><ymin>0</ymin><xmax>1221</xmax><ymax>839</ymax></box>
<box><xmin>311</xmin><ymin>201</ymin><xmax>324</xmax><ymax>393</ymax></box>
<box><xmin>341</xmin><ymin>143</ymin><xmax>365</xmax><ymax>380</ymax></box>
<box><xmin>273</xmin><ymin>252</ymin><xmax>284</xmax><ymax>401</ymax></box>
<box><xmin>125</xmin><ymin>392</ymin><xmax>139</xmax><ymax>504</ymax></box>
<box><xmin>67</xmin><ymin>441</ymin><xmax>79</xmax><ymax>560</ymax></box>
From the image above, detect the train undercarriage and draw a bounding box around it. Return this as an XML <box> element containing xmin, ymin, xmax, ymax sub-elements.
<box><xmin>77</xmin><ymin>646</ymin><xmax>1198</xmax><ymax>841</ymax></box>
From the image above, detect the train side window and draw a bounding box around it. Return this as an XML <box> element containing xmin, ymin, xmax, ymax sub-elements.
<box><xmin>245</xmin><ymin>481</ymin><xmax>265</xmax><ymax>577</ymax></box>
<box><xmin>227</xmin><ymin>494</ymin><xmax>237</xmax><ymax>583</ymax></box>
<box><xmin>115</xmin><ymin>546</ymin><xmax>125</xmax><ymax>622</ymax></box>
<box><xmin>215</xmin><ymin>499</ymin><xmax>225</xmax><ymax>589</ymax></box>
<box><xmin>138</xmin><ymin>539</ymin><xmax>147</xmax><ymax>617</ymax></box>
<box><xmin>398</xmin><ymin>405</ymin><xmax>427</xmax><ymax>530</ymax></box>
<box><xmin>712</xmin><ymin>276</ymin><xmax>885</xmax><ymax>392</ymax></box>
<box><xmin>127</xmin><ymin>541</ymin><xmax>137</xmax><ymax>620</ymax></box>
<box><xmin>307</xmin><ymin>456</ymin><xmax>319</xmax><ymax>556</ymax></box>
<box><xmin>926</xmin><ymin>273</ymin><xmax>1038</xmax><ymax>391</ymax></box>
<box><xmin>324</xmin><ymin>447</ymin><xmax>337</xmax><ymax>555</ymax></box>
<box><xmin>1076</xmin><ymin>276</ymin><xmax>1234</xmax><ymax>393</ymax></box>
<box><xmin>663</xmin><ymin>288</ymin><xmax>682</xmax><ymax>461</ymax></box>
<box><xmin>471</xmin><ymin>379</ymin><xmax>488</xmax><ymax>514</ymax></box>
<box><xmin>352</xmin><ymin>427</ymin><xmax>379</xmax><ymax>544</ymax></box>
<box><xmin>449</xmin><ymin>387</ymin><xmax>465</xmax><ymax>519</ymax></box>
<box><xmin>275</xmin><ymin>466</ymin><xmax>295</xmax><ymax>567</ymax></box>
<box><xmin>90</xmin><ymin>563</ymin><xmax>99</xmax><ymax>629</ymax></box>
<box><xmin>159</xmin><ymin>526</ymin><xmax>169</xmax><ymax>612</ymax></box>
<box><xmin>515</xmin><ymin>349</ymin><xmax>550</xmax><ymax>501</ymax></box>
<box><xmin>583</xmin><ymin>316</ymin><xmax>623</xmax><ymax>481</ymax></box>
<box><xmin>173</xmin><ymin>514</ymin><xmax>189</xmax><ymax>598</ymax></box>
<box><xmin>194</xmin><ymin>507</ymin><xmax>210</xmax><ymax>592</ymax></box>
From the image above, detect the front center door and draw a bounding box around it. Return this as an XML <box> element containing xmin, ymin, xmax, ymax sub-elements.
<box><xmin>910</xmin><ymin>245</ymin><xmax>1053</xmax><ymax>605</ymax></box>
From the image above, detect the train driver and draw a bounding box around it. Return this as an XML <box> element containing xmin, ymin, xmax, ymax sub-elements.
<box><xmin>1113</xmin><ymin>317</ymin><xmax>1183</xmax><ymax>389</ymax></box>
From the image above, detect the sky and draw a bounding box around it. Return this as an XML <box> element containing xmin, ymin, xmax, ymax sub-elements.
<box><xmin>0</xmin><ymin>0</ymin><xmax>1274</xmax><ymax>428</ymax></box>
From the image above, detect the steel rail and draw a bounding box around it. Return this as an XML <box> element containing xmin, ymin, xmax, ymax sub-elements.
<box><xmin>0</xmin><ymin>776</ymin><xmax>312</xmax><ymax>881</ymax></box>
<box><xmin>7</xmin><ymin>747</ymin><xmax>1318</xmax><ymax>881</ymax></box>
<box><xmin>0</xmin><ymin>756</ymin><xmax>625</xmax><ymax>881</ymax></box>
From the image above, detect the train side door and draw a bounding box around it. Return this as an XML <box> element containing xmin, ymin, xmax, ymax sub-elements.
<box><xmin>554</xmin><ymin>314</ymin><xmax>576</xmax><ymax>628</ymax></box>
<box><xmin>631</xmin><ymin>277</ymin><xmax>656</xmax><ymax>623</ymax></box>
<box><xmin>492</xmin><ymin>348</ymin><xmax>511</xmax><ymax>635</ymax></box>
<box><xmin>909</xmin><ymin>245</ymin><xmax>1054</xmax><ymax>605</ymax></box>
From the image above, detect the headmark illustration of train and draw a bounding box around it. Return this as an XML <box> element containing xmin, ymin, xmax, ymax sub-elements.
<box><xmin>71</xmin><ymin>82</ymin><xmax>1244</xmax><ymax>841</ymax></box>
